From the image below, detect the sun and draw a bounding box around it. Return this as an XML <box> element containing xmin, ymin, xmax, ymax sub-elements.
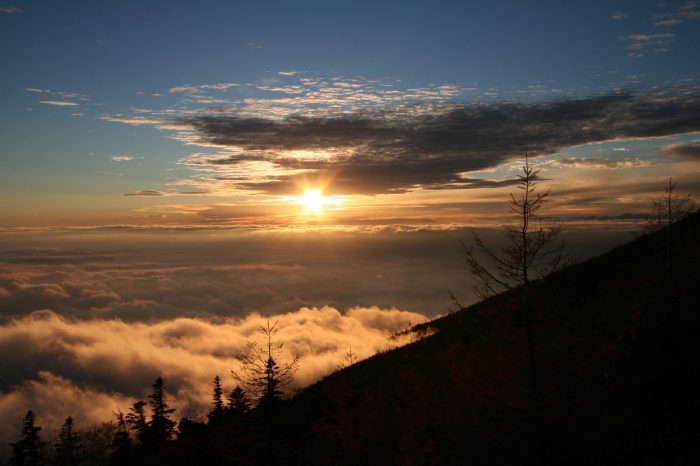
<box><xmin>300</xmin><ymin>189</ymin><xmax>325</xmax><ymax>215</ymax></box>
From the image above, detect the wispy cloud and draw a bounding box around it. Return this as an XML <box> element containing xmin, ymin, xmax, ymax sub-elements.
<box><xmin>552</xmin><ymin>157</ymin><xmax>652</xmax><ymax>169</ymax></box>
<box><xmin>111</xmin><ymin>155</ymin><xmax>135</xmax><ymax>162</ymax></box>
<box><xmin>123</xmin><ymin>190</ymin><xmax>165</xmax><ymax>196</ymax></box>
<box><xmin>611</xmin><ymin>11</ymin><xmax>628</xmax><ymax>20</ymax></box>
<box><xmin>39</xmin><ymin>101</ymin><xmax>80</xmax><ymax>107</ymax></box>
<box><xmin>623</xmin><ymin>33</ymin><xmax>675</xmax><ymax>42</ymax></box>
<box><xmin>621</xmin><ymin>32</ymin><xmax>676</xmax><ymax>57</ymax></box>
<box><xmin>169</xmin><ymin>85</ymin><xmax>201</xmax><ymax>94</ymax></box>
<box><xmin>652</xmin><ymin>1</ymin><xmax>700</xmax><ymax>27</ymax></box>
<box><xmin>0</xmin><ymin>6</ymin><xmax>22</xmax><ymax>13</ymax></box>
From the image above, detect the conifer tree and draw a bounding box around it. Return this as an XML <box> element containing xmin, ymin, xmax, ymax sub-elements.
<box><xmin>147</xmin><ymin>377</ymin><xmax>176</xmax><ymax>443</ymax></box>
<box><xmin>462</xmin><ymin>152</ymin><xmax>566</xmax><ymax>298</ymax></box>
<box><xmin>125</xmin><ymin>401</ymin><xmax>148</xmax><ymax>445</ymax></box>
<box><xmin>226</xmin><ymin>385</ymin><xmax>250</xmax><ymax>416</ymax></box>
<box><xmin>9</xmin><ymin>410</ymin><xmax>46</xmax><ymax>466</ymax></box>
<box><xmin>207</xmin><ymin>375</ymin><xmax>225</xmax><ymax>424</ymax></box>
<box><xmin>462</xmin><ymin>152</ymin><xmax>566</xmax><ymax>384</ymax></box>
<box><xmin>53</xmin><ymin>416</ymin><xmax>81</xmax><ymax>466</ymax></box>
<box><xmin>233</xmin><ymin>318</ymin><xmax>299</xmax><ymax>409</ymax></box>
<box><xmin>110</xmin><ymin>410</ymin><xmax>131</xmax><ymax>461</ymax></box>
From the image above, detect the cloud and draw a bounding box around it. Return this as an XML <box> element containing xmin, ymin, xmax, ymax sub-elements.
<box><xmin>0</xmin><ymin>6</ymin><xmax>22</xmax><ymax>13</ymax></box>
<box><xmin>621</xmin><ymin>32</ymin><xmax>675</xmax><ymax>56</ymax></box>
<box><xmin>651</xmin><ymin>2</ymin><xmax>700</xmax><ymax>27</ymax></box>
<box><xmin>39</xmin><ymin>101</ymin><xmax>80</xmax><ymax>107</ymax></box>
<box><xmin>175</xmin><ymin>88</ymin><xmax>700</xmax><ymax>195</ymax></box>
<box><xmin>552</xmin><ymin>157</ymin><xmax>652</xmax><ymax>169</ymax></box>
<box><xmin>655</xmin><ymin>18</ymin><xmax>684</xmax><ymax>26</ymax></box>
<box><xmin>661</xmin><ymin>140</ymin><xmax>700</xmax><ymax>160</ymax></box>
<box><xmin>611</xmin><ymin>11</ymin><xmax>627</xmax><ymax>20</ymax></box>
<box><xmin>168</xmin><ymin>83</ymin><xmax>240</xmax><ymax>94</ymax></box>
<box><xmin>0</xmin><ymin>306</ymin><xmax>427</xmax><ymax>454</ymax></box>
<box><xmin>169</xmin><ymin>85</ymin><xmax>201</xmax><ymax>94</ymax></box>
<box><xmin>623</xmin><ymin>33</ymin><xmax>675</xmax><ymax>42</ymax></box>
<box><xmin>111</xmin><ymin>155</ymin><xmax>135</xmax><ymax>162</ymax></box>
<box><xmin>0</xmin><ymin>371</ymin><xmax>136</xmax><ymax>458</ymax></box>
<box><xmin>123</xmin><ymin>190</ymin><xmax>165</xmax><ymax>196</ymax></box>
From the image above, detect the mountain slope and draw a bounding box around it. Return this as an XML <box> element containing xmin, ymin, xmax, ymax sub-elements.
<box><xmin>279</xmin><ymin>211</ymin><xmax>700</xmax><ymax>465</ymax></box>
<box><xmin>160</xmin><ymin>211</ymin><xmax>700</xmax><ymax>465</ymax></box>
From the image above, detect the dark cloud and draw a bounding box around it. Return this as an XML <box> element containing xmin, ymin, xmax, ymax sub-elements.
<box><xmin>123</xmin><ymin>190</ymin><xmax>165</xmax><ymax>196</ymax></box>
<box><xmin>180</xmin><ymin>88</ymin><xmax>700</xmax><ymax>195</ymax></box>
<box><xmin>662</xmin><ymin>141</ymin><xmax>700</xmax><ymax>160</ymax></box>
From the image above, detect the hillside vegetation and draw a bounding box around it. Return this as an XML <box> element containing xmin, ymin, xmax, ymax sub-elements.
<box><xmin>155</xmin><ymin>210</ymin><xmax>700</xmax><ymax>465</ymax></box>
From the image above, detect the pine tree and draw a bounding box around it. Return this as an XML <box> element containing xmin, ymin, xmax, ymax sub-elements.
<box><xmin>147</xmin><ymin>377</ymin><xmax>176</xmax><ymax>443</ymax></box>
<box><xmin>207</xmin><ymin>375</ymin><xmax>225</xmax><ymax>424</ymax></box>
<box><xmin>53</xmin><ymin>416</ymin><xmax>81</xmax><ymax>466</ymax></box>
<box><xmin>110</xmin><ymin>410</ymin><xmax>131</xmax><ymax>461</ymax></box>
<box><xmin>9</xmin><ymin>410</ymin><xmax>46</xmax><ymax>466</ymax></box>
<box><xmin>125</xmin><ymin>401</ymin><xmax>148</xmax><ymax>445</ymax></box>
<box><xmin>226</xmin><ymin>385</ymin><xmax>250</xmax><ymax>416</ymax></box>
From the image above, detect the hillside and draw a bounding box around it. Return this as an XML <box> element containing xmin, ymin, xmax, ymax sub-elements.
<box><xmin>150</xmin><ymin>211</ymin><xmax>700</xmax><ymax>465</ymax></box>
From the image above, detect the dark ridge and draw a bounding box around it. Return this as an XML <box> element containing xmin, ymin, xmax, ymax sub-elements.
<box><xmin>117</xmin><ymin>210</ymin><xmax>700</xmax><ymax>465</ymax></box>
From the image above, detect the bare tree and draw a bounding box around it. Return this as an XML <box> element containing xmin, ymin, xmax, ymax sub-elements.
<box><xmin>644</xmin><ymin>177</ymin><xmax>695</xmax><ymax>305</ymax></box>
<box><xmin>644</xmin><ymin>177</ymin><xmax>694</xmax><ymax>234</ymax></box>
<box><xmin>462</xmin><ymin>152</ymin><xmax>566</xmax><ymax>388</ymax></box>
<box><xmin>232</xmin><ymin>318</ymin><xmax>299</xmax><ymax>409</ymax></box>
<box><xmin>336</xmin><ymin>346</ymin><xmax>359</xmax><ymax>370</ymax></box>
<box><xmin>462</xmin><ymin>152</ymin><xmax>566</xmax><ymax>299</ymax></box>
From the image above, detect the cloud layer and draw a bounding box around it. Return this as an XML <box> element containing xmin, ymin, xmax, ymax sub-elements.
<box><xmin>0</xmin><ymin>306</ymin><xmax>427</xmax><ymax>455</ymax></box>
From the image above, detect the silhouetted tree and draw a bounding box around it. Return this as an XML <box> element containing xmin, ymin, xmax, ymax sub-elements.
<box><xmin>462</xmin><ymin>152</ymin><xmax>566</xmax><ymax>298</ymax></box>
<box><xmin>226</xmin><ymin>385</ymin><xmax>250</xmax><ymax>416</ymax></box>
<box><xmin>147</xmin><ymin>377</ymin><xmax>176</xmax><ymax>443</ymax></box>
<box><xmin>336</xmin><ymin>346</ymin><xmax>359</xmax><ymax>370</ymax></box>
<box><xmin>125</xmin><ymin>401</ymin><xmax>148</xmax><ymax>445</ymax></box>
<box><xmin>462</xmin><ymin>151</ymin><xmax>566</xmax><ymax>381</ymax></box>
<box><xmin>109</xmin><ymin>411</ymin><xmax>131</xmax><ymax>463</ymax></box>
<box><xmin>53</xmin><ymin>417</ymin><xmax>81</xmax><ymax>466</ymax></box>
<box><xmin>233</xmin><ymin>318</ymin><xmax>299</xmax><ymax>409</ymax></box>
<box><xmin>176</xmin><ymin>418</ymin><xmax>206</xmax><ymax>439</ymax></box>
<box><xmin>207</xmin><ymin>375</ymin><xmax>225</xmax><ymax>424</ymax></box>
<box><xmin>9</xmin><ymin>410</ymin><xmax>46</xmax><ymax>466</ymax></box>
<box><xmin>644</xmin><ymin>177</ymin><xmax>694</xmax><ymax>276</ymax></box>
<box><xmin>645</xmin><ymin>177</ymin><xmax>695</xmax><ymax>232</ymax></box>
<box><xmin>79</xmin><ymin>422</ymin><xmax>118</xmax><ymax>466</ymax></box>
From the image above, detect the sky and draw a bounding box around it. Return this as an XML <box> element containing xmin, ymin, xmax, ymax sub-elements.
<box><xmin>1</xmin><ymin>0</ymin><xmax>700</xmax><ymax>450</ymax></box>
